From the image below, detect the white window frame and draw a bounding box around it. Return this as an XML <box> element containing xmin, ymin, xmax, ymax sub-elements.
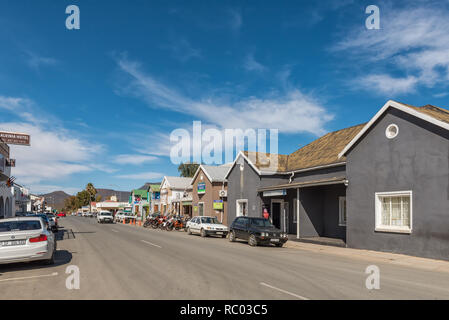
<box><xmin>236</xmin><ymin>199</ymin><xmax>248</xmax><ymax>217</ymax></box>
<box><xmin>375</xmin><ymin>190</ymin><xmax>412</xmax><ymax>234</ymax></box>
<box><xmin>198</xmin><ymin>202</ymin><xmax>205</xmax><ymax>216</ymax></box>
<box><xmin>339</xmin><ymin>196</ymin><xmax>347</xmax><ymax>226</ymax></box>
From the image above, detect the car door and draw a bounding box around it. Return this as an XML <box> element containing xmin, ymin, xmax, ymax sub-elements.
<box><xmin>189</xmin><ymin>217</ymin><xmax>198</xmax><ymax>233</ymax></box>
<box><xmin>233</xmin><ymin>217</ymin><xmax>245</xmax><ymax>239</ymax></box>
<box><xmin>239</xmin><ymin>217</ymin><xmax>250</xmax><ymax>240</ymax></box>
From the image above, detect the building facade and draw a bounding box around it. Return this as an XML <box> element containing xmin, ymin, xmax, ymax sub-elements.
<box><xmin>191</xmin><ymin>164</ymin><xmax>230</xmax><ymax>224</ymax></box>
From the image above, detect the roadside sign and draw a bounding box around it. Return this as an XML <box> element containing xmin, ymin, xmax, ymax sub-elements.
<box><xmin>197</xmin><ymin>182</ymin><xmax>206</xmax><ymax>194</ymax></box>
<box><xmin>213</xmin><ymin>200</ymin><xmax>223</xmax><ymax>210</ymax></box>
<box><xmin>0</xmin><ymin>132</ymin><xmax>30</xmax><ymax>146</ymax></box>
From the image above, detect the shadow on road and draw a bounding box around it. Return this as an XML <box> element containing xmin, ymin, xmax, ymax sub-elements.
<box><xmin>55</xmin><ymin>228</ymin><xmax>76</xmax><ymax>241</ymax></box>
<box><xmin>0</xmin><ymin>250</ymin><xmax>73</xmax><ymax>275</ymax></box>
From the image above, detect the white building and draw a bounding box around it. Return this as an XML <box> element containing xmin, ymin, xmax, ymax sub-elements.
<box><xmin>0</xmin><ymin>142</ymin><xmax>14</xmax><ymax>219</ymax></box>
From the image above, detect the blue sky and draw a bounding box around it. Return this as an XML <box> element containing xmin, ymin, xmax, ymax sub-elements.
<box><xmin>0</xmin><ymin>0</ymin><xmax>448</xmax><ymax>194</ymax></box>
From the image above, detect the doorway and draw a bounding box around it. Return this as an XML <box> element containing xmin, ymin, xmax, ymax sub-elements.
<box><xmin>271</xmin><ymin>201</ymin><xmax>281</xmax><ymax>229</ymax></box>
<box><xmin>198</xmin><ymin>203</ymin><xmax>204</xmax><ymax>216</ymax></box>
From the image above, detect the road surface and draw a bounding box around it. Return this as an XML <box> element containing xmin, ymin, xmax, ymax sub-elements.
<box><xmin>1</xmin><ymin>216</ymin><xmax>449</xmax><ymax>299</ymax></box>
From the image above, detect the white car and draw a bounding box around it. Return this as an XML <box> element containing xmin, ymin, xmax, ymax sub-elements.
<box><xmin>0</xmin><ymin>217</ymin><xmax>57</xmax><ymax>265</ymax></box>
<box><xmin>97</xmin><ymin>211</ymin><xmax>114</xmax><ymax>224</ymax></box>
<box><xmin>186</xmin><ymin>216</ymin><xmax>228</xmax><ymax>238</ymax></box>
<box><xmin>115</xmin><ymin>211</ymin><xmax>134</xmax><ymax>223</ymax></box>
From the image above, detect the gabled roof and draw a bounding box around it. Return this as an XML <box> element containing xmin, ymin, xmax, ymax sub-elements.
<box><xmin>149</xmin><ymin>184</ymin><xmax>160</xmax><ymax>192</ymax></box>
<box><xmin>190</xmin><ymin>164</ymin><xmax>232</xmax><ymax>184</ymax></box>
<box><xmin>132</xmin><ymin>189</ymin><xmax>148</xmax><ymax>198</ymax></box>
<box><xmin>288</xmin><ymin>123</ymin><xmax>365</xmax><ymax>171</ymax></box>
<box><xmin>338</xmin><ymin>100</ymin><xmax>449</xmax><ymax>158</ymax></box>
<box><xmin>161</xmin><ymin>176</ymin><xmax>193</xmax><ymax>190</ymax></box>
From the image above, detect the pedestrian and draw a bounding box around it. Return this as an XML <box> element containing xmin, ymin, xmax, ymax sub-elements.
<box><xmin>263</xmin><ymin>208</ymin><xmax>269</xmax><ymax>220</ymax></box>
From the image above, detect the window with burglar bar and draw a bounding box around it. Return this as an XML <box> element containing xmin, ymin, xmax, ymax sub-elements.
<box><xmin>375</xmin><ymin>191</ymin><xmax>412</xmax><ymax>233</ymax></box>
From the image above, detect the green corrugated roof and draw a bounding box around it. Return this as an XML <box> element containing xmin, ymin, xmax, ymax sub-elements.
<box><xmin>133</xmin><ymin>189</ymin><xmax>148</xmax><ymax>198</ymax></box>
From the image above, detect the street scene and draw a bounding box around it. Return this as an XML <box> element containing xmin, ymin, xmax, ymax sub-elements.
<box><xmin>1</xmin><ymin>0</ymin><xmax>449</xmax><ymax>305</ymax></box>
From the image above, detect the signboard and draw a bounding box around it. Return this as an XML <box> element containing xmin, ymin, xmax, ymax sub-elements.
<box><xmin>262</xmin><ymin>189</ymin><xmax>287</xmax><ymax>197</ymax></box>
<box><xmin>197</xmin><ymin>182</ymin><xmax>206</xmax><ymax>194</ymax></box>
<box><xmin>6</xmin><ymin>159</ymin><xmax>15</xmax><ymax>167</ymax></box>
<box><xmin>0</xmin><ymin>132</ymin><xmax>30</xmax><ymax>146</ymax></box>
<box><xmin>213</xmin><ymin>200</ymin><xmax>223</xmax><ymax>210</ymax></box>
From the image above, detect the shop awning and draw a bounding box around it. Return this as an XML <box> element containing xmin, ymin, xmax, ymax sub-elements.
<box><xmin>257</xmin><ymin>177</ymin><xmax>347</xmax><ymax>193</ymax></box>
<box><xmin>182</xmin><ymin>201</ymin><xmax>192</xmax><ymax>206</ymax></box>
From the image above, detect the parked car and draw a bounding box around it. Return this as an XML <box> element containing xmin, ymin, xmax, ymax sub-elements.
<box><xmin>85</xmin><ymin>212</ymin><xmax>94</xmax><ymax>218</ymax></box>
<box><xmin>115</xmin><ymin>211</ymin><xmax>134</xmax><ymax>223</ymax></box>
<box><xmin>97</xmin><ymin>211</ymin><xmax>114</xmax><ymax>224</ymax></box>
<box><xmin>186</xmin><ymin>216</ymin><xmax>228</xmax><ymax>238</ymax></box>
<box><xmin>57</xmin><ymin>212</ymin><xmax>66</xmax><ymax>217</ymax></box>
<box><xmin>229</xmin><ymin>217</ymin><xmax>288</xmax><ymax>247</ymax></box>
<box><xmin>45</xmin><ymin>213</ymin><xmax>58</xmax><ymax>232</ymax></box>
<box><xmin>0</xmin><ymin>217</ymin><xmax>57</xmax><ymax>265</ymax></box>
<box><xmin>26</xmin><ymin>214</ymin><xmax>56</xmax><ymax>232</ymax></box>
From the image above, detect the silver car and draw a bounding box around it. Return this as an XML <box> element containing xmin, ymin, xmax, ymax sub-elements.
<box><xmin>0</xmin><ymin>217</ymin><xmax>56</xmax><ymax>265</ymax></box>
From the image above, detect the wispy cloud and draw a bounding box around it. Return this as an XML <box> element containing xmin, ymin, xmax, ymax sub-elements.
<box><xmin>243</xmin><ymin>53</ymin><xmax>267</xmax><ymax>72</ymax></box>
<box><xmin>113</xmin><ymin>154</ymin><xmax>158</xmax><ymax>165</ymax></box>
<box><xmin>115</xmin><ymin>171</ymin><xmax>164</xmax><ymax>180</ymax></box>
<box><xmin>334</xmin><ymin>2</ymin><xmax>449</xmax><ymax>95</ymax></box>
<box><xmin>23</xmin><ymin>51</ymin><xmax>58</xmax><ymax>70</ymax></box>
<box><xmin>164</xmin><ymin>38</ymin><xmax>202</xmax><ymax>62</ymax></box>
<box><xmin>116</xmin><ymin>56</ymin><xmax>333</xmax><ymax>135</ymax></box>
<box><xmin>0</xmin><ymin>95</ymin><xmax>105</xmax><ymax>193</ymax></box>
<box><xmin>228</xmin><ymin>8</ymin><xmax>242</xmax><ymax>31</ymax></box>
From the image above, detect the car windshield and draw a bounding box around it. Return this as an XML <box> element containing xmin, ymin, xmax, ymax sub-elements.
<box><xmin>101</xmin><ymin>212</ymin><xmax>112</xmax><ymax>216</ymax></box>
<box><xmin>201</xmin><ymin>217</ymin><xmax>220</xmax><ymax>224</ymax></box>
<box><xmin>0</xmin><ymin>220</ymin><xmax>42</xmax><ymax>232</ymax></box>
<box><xmin>250</xmin><ymin>218</ymin><xmax>274</xmax><ymax>228</ymax></box>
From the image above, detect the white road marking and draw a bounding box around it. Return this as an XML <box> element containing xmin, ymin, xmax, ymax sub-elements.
<box><xmin>259</xmin><ymin>282</ymin><xmax>310</xmax><ymax>300</ymax></box>
<box><xmin>0</xmin><ymin>272</ymin><xmax>58</xmax><ymax>283</ymax></box>
<box><xmin>111</xmin><ymin>229</ymin><xmax>119</xmax><ymax>233</ymax></box>
<box><xmin>140</xmin><ymin>240</ymin><xmax>162</xmax><ymax>248</ymax></box>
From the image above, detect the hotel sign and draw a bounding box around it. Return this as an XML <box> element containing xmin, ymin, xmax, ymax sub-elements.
<box><xmin>0</xmin><ymin>132</ymin><xmax>30</xmax><ymax>146</ymax></box>
<box><xmin>263</xmin><ymin>189</ymin><xmax>287</xmax><ymax>197</ymax></box>
<box><xmin>197</xmin><ymin>182</ymin><xmax>206</xmax><ymax>194</ymax></box>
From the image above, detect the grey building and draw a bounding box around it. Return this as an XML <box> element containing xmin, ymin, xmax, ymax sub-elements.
<box><xmin>226</xmin><ymin>100</ymin><xmax>449</xmax><ymax>260</ymax></box>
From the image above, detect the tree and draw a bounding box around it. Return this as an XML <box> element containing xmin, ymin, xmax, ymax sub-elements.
<box><xmin>178</xmin><ymin>162</ymin><xmax>199</xmax><ymax>177</ymax></box>
<box><xmin>95</xmin><ymin>194</ymin><xmax>102</xmax><ymax>202</ymax></box>
<box><xmin>85</xmin><ymin>183</ymin><xmax>97</xmax><ymax>211</ymax></box>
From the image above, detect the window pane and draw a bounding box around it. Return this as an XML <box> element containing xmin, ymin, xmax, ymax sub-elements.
<box><xmin>382</xmin><ymin>197</ymin><xmax>390</xmax><ymax>225</ymax></box>
<box><xmin>402</xmin><ymin>196</ymin><xmax>410</xmax><ymax>227</ymax></box>
<box><xmin>391</xmin><ymin>197</ymin><xmax>402</xmax><ymax>226</ymax></box>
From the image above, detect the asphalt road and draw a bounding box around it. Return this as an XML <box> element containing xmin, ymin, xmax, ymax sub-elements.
<box><xmin>1</xmin><ymin>216</ymin><xmax>449</xmax><ymax>299</ymax></box>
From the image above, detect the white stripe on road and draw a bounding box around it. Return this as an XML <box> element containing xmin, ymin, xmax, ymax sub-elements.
<box><xmin>140</xmin><ymin>240</ymin><xmax>162</xmax><ymax>248</ymax></box>
<box><xmin>260</xmin><ymin>282</ymin><xmax>309</xmax><ymax>300</ymax></box>
<box><xmin>111</xmin><ymin>229</ymin><xmax>119</xmax><ymax>233</ymax></box>
<box><xmin>0</xmin><ymin>272</ymin><xmax>58</xmax><ymax>283</ymax></box>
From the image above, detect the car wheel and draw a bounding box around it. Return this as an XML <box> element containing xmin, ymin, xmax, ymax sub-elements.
<box><xmin>187</xmin><ymin>227</ymin><xmax>192</xmax><ymax>235</ymax></box>
<box><xmin>248</xmin><ymin>234</ymin><xmax>258</xmax><ymax>247</ymax></box>
<box><xmin>275</xmin><ymin>243</ymin><xmax>284</xmax><ymax>248</ymax></box>
<box><xmin>200</xmin><ymin>229</ymin><xmax>207</xmax><ymax>238</ymax></box>
<box><xmin>44</xmin><ymin>250</ymin><xmax>55</xmax><ymax>265</ymax></box>
<box><xmin>229</xmin><ymin>231</ymin><xmax>236</xmax><ymax>242</ymax></box>
<box><xmin>222</xmin><ymin>234</ymin><xmax>227</xmax><ymax>238</ymax></box>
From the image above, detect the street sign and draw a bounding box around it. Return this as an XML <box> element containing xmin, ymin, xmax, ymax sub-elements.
<box><xmin>0</xmin><ymin>132</ymin><xmax>30</xmax><ymax>146</ymax></box>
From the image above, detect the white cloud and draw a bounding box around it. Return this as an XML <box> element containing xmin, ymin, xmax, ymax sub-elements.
<box><xmin>357</xmin><ymin>74</ymin><xmax>418</xmax><ymax>95</ymax></box>
<box><xmin>24</xmin><ymin>51</ymin><xmax>58</xmax><ymax>70</ymax></box>
<box><xmin>165</xmin><ymin>38</ymin><xmax>201</xmax><ymax>62</ymax></box>
<box><xmin>334</xmin><ymin>3</ymin><xmax>449</xmax><ymax>95</ymax></box>
<box><xmin>115</xmin><ymin>171</ymin><xmax>164</xmax><ymax>180</ymax></box>
<box><xmin>0</xmin><ymin>96</ymin><xmax>105</xmax><ymax>194</ymax></box>
<box><xmin>244</xmin><ymin>53</ymin><xmax>267</xmax><ymax>72</ymax></box>
<box><xmin>113</xmin><ymin>154</ymin><xmax>157</xmax><ymax>165</ymax></box>
<box><xmin>116</xmin><ymin>57</ymin><xmax>333</xmax><ymax>135</ymax></box>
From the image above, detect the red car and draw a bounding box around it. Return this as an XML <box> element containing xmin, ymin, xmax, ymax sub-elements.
<box><xmin>57</xmin><ymin>212</ymin><xmax>66</xmax><ymax>217</ymax></box>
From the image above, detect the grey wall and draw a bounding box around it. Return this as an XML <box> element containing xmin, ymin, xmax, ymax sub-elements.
<box><xmin>226</xmin><ymin>158</ymin><xmax>287</xmax><ymax>225</ymax></box>
<box><xmin>347</xmin><ymin>108</ymin><xmax>449</xmax><ymax>260</ymax></box>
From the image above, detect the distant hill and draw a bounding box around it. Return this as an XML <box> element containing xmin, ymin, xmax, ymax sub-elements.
<box><xmin>40</xmin><ymin>191</ymin><xmax>71</xmax><ymax>210</ymax></box>
<box><xmin>39</xmin><ymin>189</ymin><xmax>131</xmax><ymax>210</ymax></box>
<box><xmin>96</xmin><ymin>189</ymin><xmax>130</xmax><ymax>203</ymax></box>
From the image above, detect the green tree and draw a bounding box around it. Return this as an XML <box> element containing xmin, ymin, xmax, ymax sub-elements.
<box><xmin>177</xmin><ymin>162</ymin><xmax>199</xmax><ymax>177</ymax></box>
<box><xmin>85</xmin><ymin>183</ymin><xmax>97</xmax><ymax>211</ymax></box>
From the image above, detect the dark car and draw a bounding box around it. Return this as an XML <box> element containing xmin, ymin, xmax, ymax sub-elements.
<box><xmin>229</xmin><ymin>216</ymin><xmax>288</xmax><ymax>247</ymax></box>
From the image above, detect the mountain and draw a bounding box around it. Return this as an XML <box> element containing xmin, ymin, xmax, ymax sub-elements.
<box><xmin>40</xmin><ymin>191</ymin><xmax>71</xmax><ymax>210</ymax></box>
<box><xmin>96</xmin><ymin>189</ymin><xmax>130</xmax><ymax>203</ymax></box>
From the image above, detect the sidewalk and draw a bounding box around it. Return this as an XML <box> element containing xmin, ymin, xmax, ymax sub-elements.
<box><xmin>285</xmin><ymin>240</ymin><xmax>449</xmax><ymax>273</ymax></box>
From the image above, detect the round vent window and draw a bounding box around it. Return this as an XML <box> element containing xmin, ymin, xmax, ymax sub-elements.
<box><xmin>385</xmin><ymin>124</ymin><xmax>399</xmax><ymax>139</ymax></box>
